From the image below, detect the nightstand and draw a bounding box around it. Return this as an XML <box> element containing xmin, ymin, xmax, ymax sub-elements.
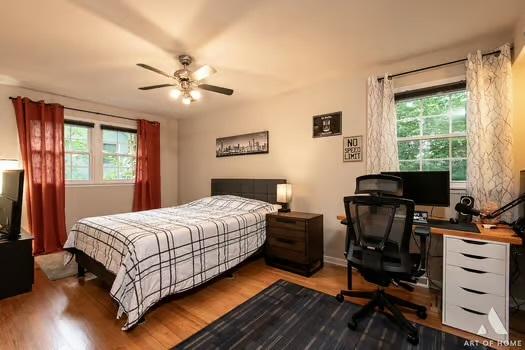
<box><xmin>265</xmin><ymin>211</ymin><xmax>323</xmax><ymax>276</ymax></box>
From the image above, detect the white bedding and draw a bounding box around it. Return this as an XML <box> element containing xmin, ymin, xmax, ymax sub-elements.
<box><xmin>64</xmin><ymin>195</ymin><xmax>278</xmax><ymax>330</ymax></box>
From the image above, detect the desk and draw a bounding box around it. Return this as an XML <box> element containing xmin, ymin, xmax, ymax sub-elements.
<box><xmin>336</xmin><ymin>215</ymin><xmax>522</xmax><ymax>342</ymax></box>
<box><xmin>336</xmin><ymin>214</ymin><xmax>522</xmax><ymax>245</ymax></box>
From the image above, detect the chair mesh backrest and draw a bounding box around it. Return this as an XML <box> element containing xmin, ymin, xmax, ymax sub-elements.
<box><xmin>344</xmin><ymin>182</ymin><xmax>415</xmax><ymax>274</ymax></box>
<box><xmin>347</xmin><ymin>198</ymin><xmax>411</xmax><ymax>251</ymax></box>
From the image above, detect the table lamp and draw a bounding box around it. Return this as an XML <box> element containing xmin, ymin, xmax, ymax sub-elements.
<box><xmin>277</xmin><ymin>183</ymin><xmax>292</xmax><ymax>213</ymax></box>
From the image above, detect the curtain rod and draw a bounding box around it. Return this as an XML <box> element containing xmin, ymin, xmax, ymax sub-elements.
<box><xmin>8</xmin><ymin>96</ymin><xmax>138</xmax><ymax>122</ymax></box>
<box><xmin>377</xmin><ymin>47</ymin><xmax>512</xmax><ymax>81</ymax></box>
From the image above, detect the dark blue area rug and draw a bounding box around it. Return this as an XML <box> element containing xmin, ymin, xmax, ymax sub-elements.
<box><xmin>174</xmin><ymin>280</ymin><xmax>489</xmax><ymax>349</ymax></box>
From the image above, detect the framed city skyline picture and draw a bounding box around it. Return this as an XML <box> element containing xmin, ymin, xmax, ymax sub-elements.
<box><xmin>216</xmin><ymin>131</ymin><xmax>269</xmax><ymax>157</ymax></box>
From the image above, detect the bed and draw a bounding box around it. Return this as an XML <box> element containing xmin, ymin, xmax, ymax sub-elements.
<box><xmin>64</xmin><ymin>178</ymin><xmax>286</xmax><ymax>330</ymax></box>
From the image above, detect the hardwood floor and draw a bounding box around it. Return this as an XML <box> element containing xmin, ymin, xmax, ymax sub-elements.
<box><xmin>1</xmin><ymin>258</ymin><xmax>523</xmax><ymax>349</ymax></box>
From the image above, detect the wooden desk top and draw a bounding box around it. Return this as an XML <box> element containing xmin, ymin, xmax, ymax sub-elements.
<box><xmin>336</xmin><ymin>214</ymin><xmax>523</xmax><ymax>245</ymax></box>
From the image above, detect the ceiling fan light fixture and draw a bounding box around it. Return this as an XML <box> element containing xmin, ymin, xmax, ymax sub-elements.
<box><xmin>190</xmin><ymin>89</ymin><xmax>202</xmax><ymax>100</ymax></box>
<box><xmin>169</xmin><ymin>88</ymin><xmax>181</xmax><ymax>100</ymax></box>
<box><xmin>182</xmin><ymin>95</ymin><xmax>192</xmax><ymax>105</ymax></box>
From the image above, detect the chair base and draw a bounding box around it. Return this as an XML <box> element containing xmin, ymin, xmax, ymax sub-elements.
<box><xmin>336</xmin><ymin>289</ymin><xmax>427</xmax><ymax>346</ymax></box>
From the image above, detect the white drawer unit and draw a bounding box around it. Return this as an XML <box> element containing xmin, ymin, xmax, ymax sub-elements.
<box><xmin>443</xmin><ymin>236</ymin><xmax>510</xmax><ymax>342</ymax></box>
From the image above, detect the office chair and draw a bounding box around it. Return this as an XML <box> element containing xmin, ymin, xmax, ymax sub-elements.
<box><xmin>335</xmin><ymin>174</ymin><xmax>429</xmax><ymax>345</ymax></box>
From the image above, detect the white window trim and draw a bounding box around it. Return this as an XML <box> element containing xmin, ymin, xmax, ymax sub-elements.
<box><xmin>65</xmin><ymin>116</ymin><xmax>137</xmax><ymax>186</ymax></box>
<box><xmin>395</xmin><ymin>76</ymin><xmax>468</xmax><ymax>190</ymax></box>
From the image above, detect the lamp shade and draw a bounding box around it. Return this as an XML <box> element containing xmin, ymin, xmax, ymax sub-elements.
<box><xmin>277</xmin><ymin>183</ymin><xmax>293</xmax><ymax>203</ymax></box>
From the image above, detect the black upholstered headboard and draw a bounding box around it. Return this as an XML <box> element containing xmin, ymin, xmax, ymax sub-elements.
<box><xmin>211</xmin><ymin>178</ymin><xmax>286</xmax><ymax>204</ymax></box>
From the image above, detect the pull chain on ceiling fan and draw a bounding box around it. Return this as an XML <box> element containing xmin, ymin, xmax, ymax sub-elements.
<box><xmin>137</xmin><ymin>55</ymin><xmax>234</xmax><ymax>105</ymax></box>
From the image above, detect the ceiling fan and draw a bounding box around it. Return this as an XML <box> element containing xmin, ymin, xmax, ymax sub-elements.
<box><xmin>137</xmin><ymin>55</ymin><xmax>234</xmax><ymax>105</ymax></box>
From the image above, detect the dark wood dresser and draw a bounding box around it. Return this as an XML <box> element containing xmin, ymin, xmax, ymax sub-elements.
<box><xmin>0</xmin><ymin>232</ymin><xmax>34</xmax><ymax>300</ymax></box>
<box><xmin>265</xmin><ymin>211</ymin><xmax>323</xmax><ymax>276</ymax></box>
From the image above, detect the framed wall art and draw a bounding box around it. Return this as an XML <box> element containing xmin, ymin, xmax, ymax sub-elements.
<box><xmin>216</xmin><ymin>131</ymin><xmax>269</xmax><ymax>157</ymax></box>
<box><xmin>313</xmin><ymin>111</ymin><xmax>342</xmax><ymax>138</ymax></box>
<box><xmin>343</xmin><ymin>135</ymin><xmax>363</xmax><ymax>162</ymax></box>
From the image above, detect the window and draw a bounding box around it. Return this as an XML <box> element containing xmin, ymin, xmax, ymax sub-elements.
<box><xmin>395</xmin><ymin>84</ymin><xmax>467</xmax><ymax>185</ymax></box>
<box><xmin>102</xmin><ymin>126</ymin><xmax>137</xmax><ymax>181</ymax></box>
<box><xmin>64</xmin><ymin>122</ymin><xmax>92</xmax><ymax>181</ymax></box>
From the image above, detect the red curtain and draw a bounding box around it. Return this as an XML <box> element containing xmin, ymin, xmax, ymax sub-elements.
<box><xmin>12</xmin><ymin>97</ymin><xmax>66</xmax><ymax>255</ymax></box>
<box><xmin>133</xmin><ymin>119</ymin><xmax>161</xmax><ymax>211</ymax></box>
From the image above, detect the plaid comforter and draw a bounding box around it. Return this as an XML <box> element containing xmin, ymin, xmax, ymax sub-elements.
<box><xmin>64</xmin><ymin>195</ymin><xmax>277</xmax><ymax>330</ymax></box>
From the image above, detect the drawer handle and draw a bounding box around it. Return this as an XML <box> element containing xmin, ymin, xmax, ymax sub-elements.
<box><xmin>460</xmin><ymin>267</ymin><xmax>486</xmax><ymax>274</ymax></box>
<box><xmin>460</xmin><ymin>307</ymin><xmax>486</xmax><ymax>316</ymax></box>
<box><xmin>275</xmin><ymin>237</ymin><xmax>295</xmax><ymax>245</ymax></box>
<box><xmin>275</xmin><ymin>218</ymin><xmax>297</xmax><ymax>225</ymax></box>
<box><xmin>461</xmin><ymin>239</ymin><xmax>487</xmax><ymax>245</ymax></box>
<box><xmin>460</xmin><ymin>287</ymin><xmax>487</xmax><ymax>295</ymax></box>
<box><xmin>460</xmin><ymin>253</ymin><xmax>487</xmax><ymax>260</ymax></box>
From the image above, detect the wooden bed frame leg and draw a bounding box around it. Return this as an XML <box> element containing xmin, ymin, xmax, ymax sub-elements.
<box><xmin>77</xmin><ymin>264</ymin><xmax>86</xmax><ymax>278</ymax></box>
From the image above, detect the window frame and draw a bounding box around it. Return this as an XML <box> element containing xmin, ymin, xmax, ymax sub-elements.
<box><xmin>64</xmin><ymin>120</ymin><xmax>94</xmax><ymax>185</ymax></box>
<box><xmin>64</xmin><ymin>117</ymin><xmax>137</xmax><ymax>186</ymax></box>
<box><xmin>394</xmin><ymin>78</ymin><xmax>468</xmax><ymax>190</ymax></box>
<box><xmin>100</xmin><ymin>125</ymin><xmax>138</xmax><ymax>183</ymax></box>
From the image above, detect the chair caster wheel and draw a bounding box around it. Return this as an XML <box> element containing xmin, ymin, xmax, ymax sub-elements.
<box><xmin>416</xmin><ymin>309</ymin><xmax>427</xmax><ymax>319</ymax></box>
<box><xmin>335</xmin><ymin>293</ymin><xmax>344</xmax><ymax>303</ymax></box>
<box><xmin>407</xmin><ymin>333</ymin><xmax>419</xmax><ymax>345</ymax></box>
<box><xmin>347</xmin><ymin>319</ymin><xmax>358</xmax><ymax>330</ymax></box>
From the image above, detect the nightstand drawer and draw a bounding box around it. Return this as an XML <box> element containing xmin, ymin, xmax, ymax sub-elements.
<box><xmin>267</xmin><ymin>216</ymin><xmax>306</xmax><ymax>231</ymax></box>
<box><xmin>267</xmin><ymin>245</ymin><xmax>307</xmax><ymax>264</ymax></box>
<box><xmin>268</xmin><ymin>226</ymin><xmax>305</xmax><ymax>241</ymax></box>
<box><xmin>268</xmin><ymin>235</ymin><xmax>305</xmax><ymax>253</ymax></box>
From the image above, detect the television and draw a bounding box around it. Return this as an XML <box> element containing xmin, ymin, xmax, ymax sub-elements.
<box><xmin>381</xmin><ymin>171</ymin><xmax>450</xmax><ymax>207</ymax></box>
<box><xmin>0</xmin><ymin>169</ymin><xmax>24</xmax><ymax>240</ymax></box>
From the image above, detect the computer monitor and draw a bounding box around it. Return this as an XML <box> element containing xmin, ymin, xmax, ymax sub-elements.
<box><xmin>381</xmin><ymin>171</ymin><xmax>450</xmax><ymax>207</ymax></box>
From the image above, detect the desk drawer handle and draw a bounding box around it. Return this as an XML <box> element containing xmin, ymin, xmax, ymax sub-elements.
<box><xmin>460</xmin><ymin>307</ymin><xmax>486</xmax><ymax>316</ymax></box>
<box><xmin>460</xmin><ymin>287</ymin><xmax>487</xmax><ymax>295</ymax></box>
<box><xmin>275</xmin><ymin>218</ymin><xmax>297</xmax><ymax>225</ymax></box>
<box><xmin>460</xmin><ymin>267</ymin><xmax>486</xmax><ymax>274</ymax></box>
<box><xmin>461</xmin><ymin>239</ymin><xmax>487</xmax><ymax>245</ymax></box>
<box><xmin>460</xmin><ymin>253</ymin><xmax>487</xmax><ymax>260</ymax></box>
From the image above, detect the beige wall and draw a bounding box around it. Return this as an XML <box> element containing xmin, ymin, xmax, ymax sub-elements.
<box><xmin>513</xmin><ymin>16</ymin><xmax>525</xmax><ymax>177</ymax></box>
<box><xmin>0</xmin><ymin>84</ymin><xmax>178</xmax><ymax>231</ymax></box>
<box><xmin>178</xmin><ymin>31</ymin><xmax>516</xmax><ymax>262</ymax></box>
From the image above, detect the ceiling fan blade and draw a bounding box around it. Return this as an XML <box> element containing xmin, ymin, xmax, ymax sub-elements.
<box><xmin>138</xmin><ymin>84</ymin><xmax>174</xmax><ymax>90</ymax></box>
<box><xmin>198</xmin><ymin>84</ymin><xmax>234</xmax><ymax>96</ymax></box>
<box><xmin>137</xmin><ymin>63</ymin><xmax>173</xmax><ymax>79</ymax></box>
<box><xmin>191</xmin><ymin>65</ymin><xmax>217</xmax><ymax>81</ymax></box>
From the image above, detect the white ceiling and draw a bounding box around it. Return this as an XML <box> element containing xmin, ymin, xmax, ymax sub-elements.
<box><xmin>0</xmin><ymin>0</ymin><xmax>523</xmax><ymax>118</ymax></box>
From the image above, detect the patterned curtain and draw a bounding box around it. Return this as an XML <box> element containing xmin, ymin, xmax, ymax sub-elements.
<box><xmin>366</xmin><ymin>75</ymin><xmax>399</xmax><ymax>173</ymax></box>
<box><xmin>466</xmin><ymin>43</ymin><xmax>514</xmax><ymax>219</ymax></box>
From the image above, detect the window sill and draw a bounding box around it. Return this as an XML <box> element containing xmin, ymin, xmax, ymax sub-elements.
<box><xmin>66</xmin><ymin>182</ymin><xmax>135</xmax><ymax>188</ymax></box>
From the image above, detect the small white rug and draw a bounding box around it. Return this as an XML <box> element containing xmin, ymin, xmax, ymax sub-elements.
<box><xmin>35</xmin><ymin>251</ymin><xmax>79</xmax><ymax>281</ymax></box>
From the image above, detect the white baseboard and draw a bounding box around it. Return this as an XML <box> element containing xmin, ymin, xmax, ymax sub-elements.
<box><xmin>324</xmin><ymin>255</ymin><xmax>347</xmax><ymax>267</ymax></box>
